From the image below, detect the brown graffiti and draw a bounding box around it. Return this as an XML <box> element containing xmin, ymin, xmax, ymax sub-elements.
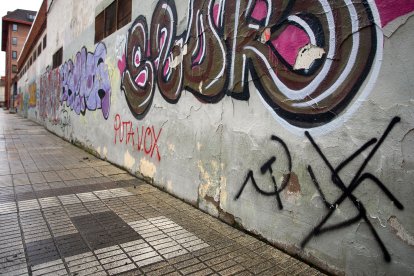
<box><xmin>120</xmin><ymin>0</ymin><xmax>379</xmax><ymax>127</ymax></box>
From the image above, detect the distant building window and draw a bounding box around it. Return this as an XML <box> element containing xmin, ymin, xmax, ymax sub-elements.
<box><xmin>34</xmin><ymin>50</ymin><xmax>37</xmax><ymax>61</ymax></box>
<box><xmin>43</xmin><ymin>35</ymin><xmax>47</xmax><ymax>49</ymax></box>
<box><xmin>12</xmin><ymin>51</ymin><xmax>17</xmax><ymax>59</ymax></box>
<box><xmin>38</xmin><ymin>44</ymin><xmax>42</xmax><ymax>56</ymax></box>
<box><xmin>12</xmin><ymin>65</ymin><xmax>18</xmax><ymax>73</ymax></box>
<box><xmin>12</xmin><ymin>37</ymin><xmax>17</xmax><ymax>45</ymax></box>
<box><xmin>27</xmin><ymin>13</ymin><xmax>36</xmax><ymax>21</ymax></box>
<box><xmin>12</xmin><ymin>24</ymin><xmax>17</xmax><ymax>31</ymax></box>
<box><xmin>52</xmin><ymin>47</ymin><xmax>63</xmax><ymax>69</ymax></box>
<box><xmin>95</xmin><ymin>0</ymin><xmax>131</xmax><ymax>43</ymax></box>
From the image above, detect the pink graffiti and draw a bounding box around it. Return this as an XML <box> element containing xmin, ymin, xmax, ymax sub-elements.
<box><xmin>376</xmin><ymin>0</ymin><xmax>414</xmax><ymax>27</ymax></box>
<box><xmin>271</xmin><ymin>25</ymin><xmax>310</xmax><ymax>66</ymax></box>
<box><xmin>251</xmin><ymin>0</ymin><xmax>268</xmax><ymax>22</ymax></box>
<box><xmin>118</xmin><ymin>54</ymin><xmax>126</xmax><ymax>74</ymax></box>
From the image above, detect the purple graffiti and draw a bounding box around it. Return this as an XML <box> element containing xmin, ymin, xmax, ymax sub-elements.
<box><xmin>60</xmin><ymin>42</ymin><xmax>111</xmax><ymax>119</ymax></box>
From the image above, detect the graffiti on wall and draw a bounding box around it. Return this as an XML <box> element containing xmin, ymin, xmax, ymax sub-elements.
<box><xmin>235</xmin><ymin>135</ymin><xmax>291</xmax><ymax>210</ymax></box>
<box><xmin>60</xmin><ymin>42</ymin><xmax>111</xmax><ymax>119</ymax></box>
<box><xmin>59</xmin><ymin>109</ymin><xmax>72</xmax><ymax>135</ymax></box>
<box><xmin>23</xmin><ymin>93</ymin><xmax>29</xmax><ymax>116</ymax></box>
<box><xmin>301</xmin><ymin>116</ymin><xmax>404</xmax><ymax>262</ymax></box>
<box><xmin>235</xmin><ymin>117</ymin><xmax>404</xmax><ymax>262</ymax></box>
<box><xmin>39</xmin><ymin>67</ymin><xmax>61</xmax><ymax>124</ymax></box>
<box><xmin>14</xmin><ymin>94</ymin><xmax>22</xmax><ymax>110</ymax></box>
<box><xmin>119</xmin><ymin>0</ymin><xmax>382</xmax><ymax>127</ymax></box>
<box><xmin>28</xmin><ymin>82</ymin><xmax>37</xmax><ymax>108</ymax></box>
<box><xmin>114</xmin><ymin>114</ymin><xmax>162</xmax><ymax>161</ymax></box>
<box><xmin>375</xmin><ymin>0</ymin><xmax>414</xmax><ymax>27</ymax></box>
<box><xmin>38</xmin><ymin>43</ymin><xmax>111</xmax><ymax>123</ymax></box>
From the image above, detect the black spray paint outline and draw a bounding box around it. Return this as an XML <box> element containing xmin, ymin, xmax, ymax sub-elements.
<box><xmin>235</xmin><ymin>135</ymin><xmax>292</xmax><ymax>210</ymax></box>
<box><xmin>301</xmin><ymin>116</ymin><xmax>404</xmax><ymax>262</ymax></box>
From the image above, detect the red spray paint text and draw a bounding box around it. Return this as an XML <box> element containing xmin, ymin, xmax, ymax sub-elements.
<box><xmin>114</xmin><ymin>114</ymin><xmax>162</xmax><ymax>161</ymax></box>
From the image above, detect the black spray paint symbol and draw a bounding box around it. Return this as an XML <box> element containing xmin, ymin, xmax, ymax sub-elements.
<box><xmin>302</xmin><ymin>116</ymin><xmax>404</xmax><ymax>262</ymax></box>
<box><xmin>234</xmin><ymin>135</ymin><xmax>292</xmax><ymax>210</ymax></box>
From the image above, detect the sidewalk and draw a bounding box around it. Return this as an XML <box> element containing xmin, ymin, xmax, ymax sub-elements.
<box><xmin>0</xmin><ymin>111</ymin><xmax>324</xmax><ymax>276</ymax></box>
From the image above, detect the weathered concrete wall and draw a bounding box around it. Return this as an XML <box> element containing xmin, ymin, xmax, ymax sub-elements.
<box><xmin>17</xmin><ymin>0</ymin><xmax>414</xmax><ymax>274</ymax></box>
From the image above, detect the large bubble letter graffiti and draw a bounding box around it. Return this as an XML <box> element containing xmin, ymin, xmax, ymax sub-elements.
<box><xmin>120</xmin><ymin>0</ymin><xmax>381</xmax><ymax>128</ymax></box>
<box><xmin>61</xmin><ymin>43</ymin><xmax>111</xmax><ymax>119</ymax></box>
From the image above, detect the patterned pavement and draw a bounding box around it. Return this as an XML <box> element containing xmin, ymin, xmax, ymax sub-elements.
<box><xmin>0</xmin><ymin>111</ymin><xmax>325</xmax><ymax>275</ymax></box>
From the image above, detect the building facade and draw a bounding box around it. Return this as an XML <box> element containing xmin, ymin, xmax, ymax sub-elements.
<box><xmin>1</xmin><ymin>9</ymin><xmax>36</xmax><ymax>109</ymax></box>
<box><xmin>16</xmin><ymin>0</ymin><xmax>414</xmax><ymax>274</ymax></box>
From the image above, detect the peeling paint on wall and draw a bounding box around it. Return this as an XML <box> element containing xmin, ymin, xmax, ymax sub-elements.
<box><xmin>198</xmin><ymin>160</ymin><xmax>221</xmax><ymax>216</ymax></box>
<box><xmin>124</xmin><ymin>150</ymin><xmax>136</xmax><ymax>169</ymax></box>
<box><xmin>293</xmin><ymin>44</ymin><xmax>325</xmax><ymax>71</ymax></box>
<box><xmin>388</xmin><ymin>216</ymin><xmax>414</xmax><ymax>247</ymax></box>
<box><xmin>139</xmin><ymin>158</ymin><xmax>156</xmax><ymax>178</ymax></box>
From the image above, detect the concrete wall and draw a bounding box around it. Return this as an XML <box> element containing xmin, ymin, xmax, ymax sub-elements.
<box><xmin>17</xmin><ymin>0</ymin><xmax>414</xmax><ymax>274</ymax></box>
<box><xmin>0</xmin><ymin>85</ymin><xmax>4</xmax><ymax>103</ymax></box>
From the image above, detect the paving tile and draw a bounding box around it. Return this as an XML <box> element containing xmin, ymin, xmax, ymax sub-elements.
<box><xmin>219</xmin><ymin>265</ymin><xmax>246</xmax><ymax>276</ymax></box>
<box><xmin>76</xmin><ymin>192</ymin><xmax>99</xmax><ymax>202</ymax></box>
<box><xmin>32</xmin><ymin>260</ymin><xmax>65</xmax><ymax>275</ymax></box>
<box><xmin>58</xmin><ymin>194</ymin><xmax>81</xmax><ymax>205</ymax></box>
<box><xmin>39</xmin><ymin>197</ymin><xmax>61</xmax><ymax>208</ymax></box>
<box><xmin>173</xmin><ymin>258</ymin><xmax>200</xmax><ymax>270</ymax></box>
<box><xmin>135</xmin><ymin>255</ymin><xmax>164</xmax><ymax>267</ymax></box>
<box><xmin>146</xmin><ymin>264</ymin><xmax>177</xmax><ymax>275</ymax></box>
<box><xmin>141</xmin><ymin>260</ymin><xmax>170</xmax><ymax>273</ymax></box>
<box><xmin>179</xmin><ymin>262</ymin><xmax>207</xmax><ymax>275</ymax></box>
<box><xmin>0</xmin><ymin>202</ymin><xmax>17</xmax><ymax>214</ymax></box>
<box><xmin>72</xmin><ymin>265</ymin><xmax>106</xmax><ymax>276</ymax></box>
<box><xmin>18</xmin><ymin>199</ymin><xmax>40</xmax><ymax>211</ymax></box>
<box><xmin>12</xmin><ymin>174</ymin><xmax>30</xmax><ymax>185</ymax></box>
<box><xmin>107</xmin><ymin>263</ymin><xmax>137</xmax><ymax>275</ymax></box>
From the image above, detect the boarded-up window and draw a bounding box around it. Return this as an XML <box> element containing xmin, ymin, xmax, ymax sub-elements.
<box><xmin>117</xmin><ymin>0</ymin><xmax>131</xmax><ymax>29</ymax></box>
<box><xmin>95</xmin><ymin>11</ymin><xmax>104</xmax><ymax>43</ymax></box>
<box><xmin>38</xmin><ymin>44</ymin><xmax>42</xmax><ymax>56</ymax></box>
<box><xmin>95</xmin><ymin>0</ymin><xmax>131</xmax><ymax>43</ymax></box>
<box><xmin>105</xmin><ymin>1</ymin><xmax>117</xmax><ymax>37</ymax></box>
<box><xmin>43</xmin><ymin>35</ymin><xmax>47</xmax><ymax>49</ymax></box>
<box><xmin>53</xmin><ymin>47</ymin><xmax>63</xmax><ymax>69</ymax></box>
